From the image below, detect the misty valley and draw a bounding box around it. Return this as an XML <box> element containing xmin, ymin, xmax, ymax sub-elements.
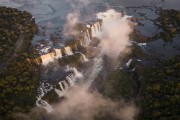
<box><xmin>0</xmin><ymin>0</ymin><xmax>180</xmax><ymax>120</ymax></box>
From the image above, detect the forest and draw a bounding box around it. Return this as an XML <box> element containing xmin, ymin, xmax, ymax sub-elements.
<box><xmin>153</xmin><ymin>9</ymin><xmax>180</xmax><ymax>42</ymax></box>
<box><xmin>0</xmin><ymin>6</ymin><xmax>39</xmax><ymax>120</ymax></box>
<box><xmin>139</xmin><ymin>56</ymin><xmax>180</xmax><ymax>120</ymax></box>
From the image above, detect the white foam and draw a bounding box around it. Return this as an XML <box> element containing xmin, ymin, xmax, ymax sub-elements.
<box><xmin>126</xmin><ymin>59</ymin><xmax>133</xmax><ymax>67</ymax></box>
<box><xmin>64</xmin><ymin>46</ymin><xmax>73</xmax><ymax>56</ymax></box>
<box><xmin>36</xmin><ymin>99</ymin><xmax>53</xmax><ymax>113</ymax></box>
<box><xmin>137</xmin><ymin>43</ymin><xmax>147</xmax><ymax>47</ymax></box>
<box><xmin>87</xmin><ymin>25</ymin><xmax>91</xmax><ymax>28</ymax></box>
<box><xmin>73</xmin><ymin>68</ymin><xmax>83</xmax><ymax>78</ymax></box>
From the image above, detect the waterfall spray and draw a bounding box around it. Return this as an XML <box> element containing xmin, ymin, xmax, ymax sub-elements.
<box><xmin>84</xmin><ymin>57</ymin><xmax>103</xmax><ymax>89</ymax></box>
<box><xmin>73</xmin><ymin>67</ymin><xmax>83</xmax><ymax>78</ymax></box>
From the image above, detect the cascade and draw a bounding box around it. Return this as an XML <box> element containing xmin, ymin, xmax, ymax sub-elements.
<box><xmin>126</xmin><ymin>59</ymin><xmax>133</xmax><ymax>67</ymax></box>
<box><xmin>66</xmin><ymin>74</ymin><xmax>75</xmax><ymax>86</ymax></box>
<box><xmin>91</xmin><ymin>25</ymin><xmax>96</xmax><ymax>37</ymax></box>
<box><xmin>55</xmin><ymin>73</ymin><xmax>76</xmax><ymax>97</ymax></box>
<box><xmin>54</xmin><ymin>49</ymin><xmax>62</xmax><ymax>59</ymax></box>
<box><xmin>84</xmin><ymin>57</ymin><xmax>103</xmax><ymax>89</ymax></box>
<box><xmin>64</xmin><ymin>46</ymin><xmax>73</xmax><ymax>56</ymax></box>
<box><xmin>36</xmin><ymin>82</ymin><xmax>54</xmax><ymax>113</ymax></box>
<box><xmin>86</xmin><ymin>29</ymin><xmax>91</xmax><ymax>42</ymax></box>
<box><xmin>35</xmin><ymin>19</ymin><xmax>105</xmax><ymax>112</ymax></box>
<box><xmin>90</xmin><ymin>22</ymin><xmax>102</xmax><ymax>38</ymax></box>
<box><xmin>41</xmin><ymin>53</ymin><xmax>55</xmax><ymax>66</ymax></box>
<box><xmin>55</xmin><ymin>88</ymin><xmax>64</xmax><ymax>97</ymax></box>
<box><xmin>94</xmin><ymin>23</ymin><xmax>98</xmax><ymax>32</ymax></box>
<box><xmin>36</xmin><ymin>98</ymin><xmax>53</xmax><ymax>113</ymax></box>
<box><xmin>97</xmin><ymin>21</ymin><xmax>101</xmax><ymax>31</ymax></box>
<box><xmin>73</xmin><ymin>67</ymin><xmax>83</xmax><ymax>78</ymax></box>
<box><xmin>84</xmin><ymin>32</ymin><xmax>89</xmax><ymax>45</ymax></box>
<box><xmin>80</xmin><ymin>53</ymin><xmax>88</xmax><ymax>62</ymax></box>
<box><xmin>62</xmin><ymin>80</ymin><xmax>69</xmax><ymax>90</ymax></box>
<box><xmin>39</xmin><ymin>49</ymin><xmax>63</xmax><ymax>66</ymax></box>
<box><xmin>59</xmin><ymin>82</ymin><xmax>65</xmax><ymax>91</ymax></box>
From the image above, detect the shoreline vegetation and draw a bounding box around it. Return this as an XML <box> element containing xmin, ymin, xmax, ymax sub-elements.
<box><xmin>139</xmin><ymin>56</ymin><xmax>180</xmax><ymax>120</ymax></box>
<box><xmin>0</xmin><ymin>6</ymin><xmax>40</xmax><ymax>120</ymax></box>
<box><xmin>152</xmin><ymin>9</ymin><xmax>180</xmax><ymax>42</ymax></box>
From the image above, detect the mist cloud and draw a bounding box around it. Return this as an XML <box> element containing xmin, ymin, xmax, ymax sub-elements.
<box><xmin>96</xmin><ymin>9</ymin><xmax>134</xmax><ymax>60</ymax></box>
<box><xmin>51</xmin><ymin>86</ymin><xmax>138</xmax><ymax>120</ymax></box>
<box><xmin>15</xmin><ymin>85</ymin><xmax>138</xmax><ymax>120</ymax></box>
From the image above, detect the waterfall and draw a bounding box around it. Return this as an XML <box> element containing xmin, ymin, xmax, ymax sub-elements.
<box><xmin>38</xmin><ymin>49</ymin><xmax>63</xmax><ymax>66</ymax></box>
<box><xmin>91</xmin><ymin>25</ymin><xmax>96</xmax><ymax>37</ymax></box>
<box><xmin>84</xmin><ymin>57</ymin><xmax>103</xmax><ymax>89</ymax></box>
<box><xmin>62</xmin><ymin>80</ymin><xmax>69</xmax><ymax>90</ymax></box>
<box><xmin>55</xmin><ymin>72</ymin><xmax>77</xmax><ymax>98</ymax></box>
<box><xmin>59</xmin><ymin>82</ymin><xmax>65</xmax><ymax>91</ymax></box>
<box><xmin>75</xmin><ymin>51</ymin><xmax>88</xmax><ymax>63</ymax></box>
<box><xmin>54</xmin><ymin>68</ymin><xmax>81</xmax><ymax>98</ymax></box>
<box><xmin>64</xmin><ymin>46</ymin><xmax>73</xmax><ymax>56</ymax></box>
<box><xmin>55</xmin><ymin>88</ymin><xmax>64</xmax><ymax>97</ymax></box>
<box><xmin>73</xmin><ymin>67</ymin><xmax>83</xmax><ymax>78</ymax></box>
<box><xmin>84</xmin><ymin>29</ymin><xmax>91</xmax><ymax>45</ymax></box>
<box><xmin>33</xmin><ymin>20</ymin><xmax>104</xmax><ymax>66</ymax></box>
<box><xmin>41</xmin><ymin>53</ymin><xmax>55</xmax><ymax>66</ymax></box>
<box><xmin>97</xmin><ymin>22</ymin><xmax>101</xmax><ymax>31</ymax></box>
<box><xmin>86</xmin><ymin>29</ymin><xmax>91</xmax><ymax>42</ymax></box>
<box><xmin>36</xmin><ymin>82</ymin><xmax>54</xmax><ymax>113</ymax></box>
<box><xmin>90</xmin><ymin>22</ymin><xmax>102</xmax><ymax>38</ymax></box>
<box><xmin>35</xmin><ymin>20</ymin><xmax>105</xmax><ymax>113</ymax></box>
<box><xmin>36</xmin><ymin>98</ymin><xmax>53</xmax><ymax>113</ymax></box>
<box><xmin>81</xmin><ymin>53</ymin><xmax>88</xmax><ymax>62</ymax></box>
<box><xmin>126</xmin><ymin>59</ymin><xmax>133</xmax><ymax>67</ymax></box>
<box><xmin>66</xmin><ymin>74</ymin><xmax>75</xmax><ymax>86</ymax></box>
<box><xmin>84</xmin><ymin>32</ymin><xmax>89</xmax><ymax>45</ymax></box>
<box><xmin>94</xmin><ymin>23</ymin><xmax>98</xmax><ymax>32</ymax></box>
<box><xmin>54</xmin><ymin>49</ymin><xmax>62</xmax><ymax>59</ymax></box>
